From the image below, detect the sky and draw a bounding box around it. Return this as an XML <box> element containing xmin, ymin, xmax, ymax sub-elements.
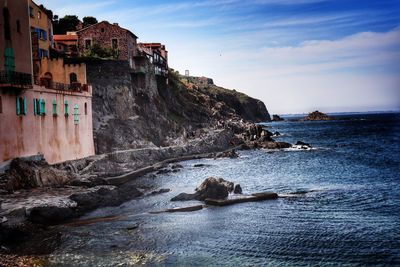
<box><xmin>40</xmin><ymin>0</ymin><xmax>400</xmax><ymax>114</ymax></box>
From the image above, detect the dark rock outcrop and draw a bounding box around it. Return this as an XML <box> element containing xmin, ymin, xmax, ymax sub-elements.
<box><xmin>86</xmin><ymin>61</ymin><xmax>271</xmax><ymax>154</ymax></box>
<box><xmin>272</xmin><ymin>115</ymin><xmax>284</xmax><ymax>121</ymax></box>
<box><xmin>0</xmin><ymin>156</ymin><xmax>75</xmax><ymax>192</ymax></box>
<box><xmin>234</xmin><ymin>184</ymin><xmax>242</xmax><ymax>194</ymax></box>
<box><xmin>303</xmin><ymin>110</ymin><xmax>331</xmax><ymax>121</ymax></box>
<box><xmin>171</xmin><ymin>177</ymin><xmax>234</xmax><ymax>201</ymax></box>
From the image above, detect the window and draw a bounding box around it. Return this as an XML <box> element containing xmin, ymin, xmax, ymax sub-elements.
<box><xmin>52</xmin><ymin>99</ymin><xmax>57</xmax><ymax>115</ymax></box>
<box><xmin>33</xmin><ymin>98</ymin><xmax>40</xmax><ymax>115</ymax></box>
<box><xmin>0</xmin><ymin>96</ymin><xmax>2</xmax><ymax>114</ymax></box>
<box><xmin>38</xmin><ymin>11</ymin><xmax>41</xmax><ymax>19</ymax></box>
<box><xmin>17</xmin><ymin>20</ymin><xmax>21</xmax><ymax>33</ymax></box>
<box><xmin>69</xmin><ymin>73</ymin><xmax>78</xmax><ymax>83</ymax></box>
<box><xmin>16</xmin><ymin>97</ymin><xmax>27</xmax><ymax>116</ymax></box>
<box><xmin>84</xmin><ymin>102</ymin><xmax>87</xmax><ymax>115</ymax></box>
<box><xmin>112</xmin><ymin>38</ymin><xmax>118</xmax><ymax>50</ymax></box>
<box><xmin>3</xmin><ymin>8</ymin><xmax>11</xmax><ymax>41</ymax></box>
<box><xmin>85</xmin><ymin>39</ymin><xmax>92</xmax><ymax>49</ymax></box>
<box><xmin>101</xmin><ymin>28</ymin><xmax>105</xmax><ymax>33</ymax></box>
<box><xmin>64</xmin><ymin>100</ymin><xmax>69</xmax><ymax>116</ymax></box>
<box><xmin>39</xmin><ymin>99</ymin><xmax>46</xmax><ymax>115</ymax></box>
<box><xmin>73</xmin><ymin>104</ymin><xmax>79</xmax><ymax>124</ymax></box>
<box><xmin>29</xmin><ymin>6</ymin><xmax>34</xmax><ymax>18</ymax></box>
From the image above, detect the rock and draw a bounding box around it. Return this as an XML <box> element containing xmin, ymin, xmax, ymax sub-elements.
<box><xmin>295</xmin><ymin>141</ymin><xmax>312</xmax><ymax>148</ymax></box>
<box><xmin>215</xmin><ymin>149</ymin><xmax>239</xmax><ymax>159</ymax></box>
<box><xmin>171</xmin><ymin>193</ymin><xmax>197</xmax><ymax>201</ymax></box>
<box><xmin>273</xmin><ymin>131</ymin><xmax>281</xmax><ymax>137</ymax></box>
<box><xmin>171</xmin><ymin>177</ymin><xmax>235</xmax><ymax>201</ymax></box>
<box><xmin>234</xmin><ymin>184</ymin><xmax>242</xmax><ymax>194</ymax></box>
<box><xmin>1</xmin><ymin>157</ymin><xmax>75</xmax><ymax>192</ymax></box>
<box><xmin>193</xmin><ymin>164</ymin><xmax>210</xmax><ymax>168</ymax></box>
<box><xmin>205</xmin><ymin>192</ymin><xmax>278</xmax><ymax>206</ymax></box>
<box><xmin>303</xmin><ymin>110</ymin><xmax>331</xmax><ymax>121</ymax></box>
<box><xmin>126</xmin><ymin>224</ymin><xmax>139</xmax><ymax>230</ymax></box>
<box><xmin>28</xmin><ymin>206</ymin><xmax>75</xmax><ymax>224</ymax></box>
<box><xmin>272</xmin><ymin>115</ymin><xmax>284</xmax><ymax>121</ymax></box>
<box><xmin>150</xmin><ymin>188</ymin><xmax>171</xmax><ymax>195</ymax></box>
<box><xmin>262</xmin><ymin>141</ymin><xmax>292</xmax><ymax>149</ymax></box>
<box><xmin>171</xmin><ymin>164</ymin><xmax>183</xmax><ymax>169</ymax></box>
<box><xmin>156</xmin><ymin>169</ymin><xmax>172</xmax><ymax>174</ymax></box>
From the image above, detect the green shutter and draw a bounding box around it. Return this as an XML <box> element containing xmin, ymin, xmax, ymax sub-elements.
<box><xmin>64</xmin><ymin>100</ymin><xmax>69</xmax><ymax>116</ymax></box>
<box><xmin>4</xmin><ymin>48</ymin><xmax>15</xmax><ymax>73</ymax></box>
<box><xmin>39</xmin><ymin>99</ymin><xmax>45</xmax><ymax>115</ymax></box>
<box><xmin>16</xmin><ymin>97</ymin><xmax>20</xmax><ymax>115</ymax></box>
<box><xmin>23</xmin><ymin>97</ymin><xmax>27</xmax><ymax>115</ymax></box>
<box><xmin>33</xmin><ymin>98</ymin><xmax>37</xmax><ymax>115</ymax></box>
<box><xmin>52</xmin><ymin>99</ymin><xmax>57</xmax><ymax>115</ymax></box>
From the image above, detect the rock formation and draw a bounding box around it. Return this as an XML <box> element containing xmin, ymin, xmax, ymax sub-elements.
<box><xmin>303</xmin><ymin>110</ymin><xmax>331</xmax><ymax>121</ymax></box>
<box><xmin>272</xmin><ymin>114</ymin><xmax>284</xmax><ymax>121</ymax></box>
<box><xmin>86</xmin><ymin>60</ymin><xmax>271</xmax><ymax>154</ymax></box>
<box><xmin>171</xmin><ymin>177</ymin><xmax>236</xmax><ymax>201</ymax></box>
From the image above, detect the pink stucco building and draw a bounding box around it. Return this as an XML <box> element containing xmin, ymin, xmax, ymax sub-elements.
<box><xmin>0</xmin><ymin>0</ymin><xmax>94</xmax><ymax>164</ymax></box>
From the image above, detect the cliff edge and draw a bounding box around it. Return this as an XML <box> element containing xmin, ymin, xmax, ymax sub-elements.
<box><xmin>87</xmin><ymin>61</ymin><xmax>271</xmax><ymax>154</ymax></box>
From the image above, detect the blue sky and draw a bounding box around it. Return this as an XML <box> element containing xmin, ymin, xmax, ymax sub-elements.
<box><xmin>41</xmin><ymin>0</ymin><xmax>400</xmax><ymax>114</ymax></box>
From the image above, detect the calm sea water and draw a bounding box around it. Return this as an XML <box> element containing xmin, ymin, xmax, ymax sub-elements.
<box><xmin>47</xmin><ymin>113</ymin><xmax>400</xmax><ymax>266</ymax></box>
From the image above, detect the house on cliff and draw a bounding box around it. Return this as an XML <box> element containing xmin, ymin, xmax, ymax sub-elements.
<box><xmin>138</xmin><ymin>43</ymin><xmax>168</xmax><ymax>76</ymax></box>
<box><xmin>76</xmin><ymin>21</ymin><xmax>138</xmax><ymax>68</ymax></box>
<box><xmin>0</xmin><ymin>0</ymin><xmax>94</xmax><ymax>164</ymax></box>
<box><xmin>53</xmin><ymin>32</ymin><xmax>79</xmax><ymax>57</ymax></box>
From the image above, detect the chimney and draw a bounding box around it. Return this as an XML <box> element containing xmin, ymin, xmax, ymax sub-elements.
<box><xmin>113</xmin><ymin>23</ymin><xmax>119</xmax><ymax>26</ymax></box>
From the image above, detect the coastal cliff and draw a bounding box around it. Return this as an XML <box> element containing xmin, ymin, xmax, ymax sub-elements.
<box><xmin>86</xmin><ymin>61</ymin><xmax>270</xmax><ymax>154</ymax></box>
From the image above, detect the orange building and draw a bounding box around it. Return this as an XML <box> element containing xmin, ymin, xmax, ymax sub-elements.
<box><xmin>53</xmin><ymin>32</ymin><xmax>78</xmax><ymax>57</ymax></box>
<box><xmin>0</xmin><ymin>0</ymin><xmax>94</xmax><ymax>164</ymax></box>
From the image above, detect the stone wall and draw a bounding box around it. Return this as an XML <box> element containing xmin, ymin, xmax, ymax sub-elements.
<box><xmin>77</xmin><ymin>21</ymin><xmax>137</xmax><ymax>62</ymax></box>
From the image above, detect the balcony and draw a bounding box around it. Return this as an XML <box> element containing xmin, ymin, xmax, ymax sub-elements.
<box><xmin>0</xmin><ymin>71</ymin><xmax>33</xmax><ymax>89</ymax></box>
<box><xmin>38</xmin><ymin>78</ymin><xmax>89</xmax><ymax>92</ymax></box>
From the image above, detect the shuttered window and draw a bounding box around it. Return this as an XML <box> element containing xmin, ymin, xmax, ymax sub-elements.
<box><xmin>39</xmin><ymin>99</ymin><xmax>45</xmax><ymax>115</ymax></box>
<box><xmin>73</xmin><ymin>104</ymin><xmax>79</xmax><ymax>124</ymax></box>
<box><xmin>16</xmin><ymin>97</ymin><xmax>27</xmax><ymax>115</ymax></box>
<box><xmin>52</xmin><ymin>99</ymin><xmax>57</xmax><ymax>115</ymax></box>
<box><xmin>64</xmin><ymin>100</ymin><xmax>69</xmax><ymax>116</ymax></box>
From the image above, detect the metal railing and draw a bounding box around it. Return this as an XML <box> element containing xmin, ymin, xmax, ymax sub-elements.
<box><xmin>39</xmin><ymin>78</ymin><xmax>89</xmax><ymax>92</ymax></box>
<box><xmin>0</xmin><ymin>71</ymin><xmax>32</xmax><ymax>87</ymax></box>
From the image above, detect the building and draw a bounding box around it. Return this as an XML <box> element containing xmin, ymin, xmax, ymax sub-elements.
<box><xmin>53</xmin><ymin>32</ymin><xmax>78</xmax><ymax>57</ymax></box>
<box><xmin>28</xmin><ymin>0</ymin><xmax>54</xmax><ymax>83</ymax></box>
<box><xmin>0</xmin><ymin>0</ymin><xmax>94</xmax><ymax>164</ymax></box>
<box><xmin>76</xmin><ymin>21</ymin><xmax>138</xmax><ymax>68</ymax></box>
<box><xmin>139</xmin><ymin>43</ymin><xmax>168</xmax><ymax>76</ymax></box>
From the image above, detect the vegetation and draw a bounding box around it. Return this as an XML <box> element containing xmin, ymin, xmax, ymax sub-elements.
<box><xmin>82</xmin><ymin>44</ymin><xmax>119</xmax><ymax>59</ymax></box>
<box><xmin>83</xmin><ymin>16</ymin><xmax>98</xmax><ymax>28</ymax></box>
<box><xmin>53</xmin><ymin>15</ymin><xmax>80</xmax><ymax>34</ymax></box>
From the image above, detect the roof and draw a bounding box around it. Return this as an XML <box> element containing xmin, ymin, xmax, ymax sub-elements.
<box><xmin>53</xmin><ymin>34</ymin><xmax>78</xmax><ymax>41</ymax></box>
<box><xmin>76</xmin><ymin>21</ymin><xmax>138</xmax><ymax>39</ymax></box>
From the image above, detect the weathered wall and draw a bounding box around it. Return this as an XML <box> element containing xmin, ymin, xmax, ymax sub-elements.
<box><xmin>77</xmin><ymin>21</ymin><xmax>137</xmax><ymax>62</ymax></box>
<box><xmin>28</xmin><ymin>0</ymin><xmax>52</xmax><ymax>52</ymax></box>
<box><xmin>0</xmin><ymin>85</ymin><xmax>94</xmax><ymax>164</ymax></box>
<box><xmin>0</xmin><ymin>0</ymin><xmax>32</xmax><ymax>74</ymax></box>
<box><xmin>39</xmin><ymin>58</ymin><xmax>87</xmax><ymax>84</ymax></box>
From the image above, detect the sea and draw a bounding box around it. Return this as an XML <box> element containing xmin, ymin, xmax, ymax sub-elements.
<box><xmin>46</xmin><ymin>112</ymin><xmax>400</xmax><ymax>266</ymax></box>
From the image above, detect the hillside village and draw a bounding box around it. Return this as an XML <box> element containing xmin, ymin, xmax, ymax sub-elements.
<box><xmin>0</xmin><ymin>0</ymin><xmax>273</xmax><ymax>166</ymax></box>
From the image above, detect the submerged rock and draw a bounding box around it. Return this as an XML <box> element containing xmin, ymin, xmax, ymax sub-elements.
<box><xmin>214</xmin><ymin>149</ymin><xmax>239</xmax><ymax>159</ymax></box>
<box><xmin>295</xmin><ymin>141</ymin><xmax>312</xmax><ymax>149</ymax></box>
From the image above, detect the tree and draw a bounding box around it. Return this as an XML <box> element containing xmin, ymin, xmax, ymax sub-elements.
<box><xmin>83</xmin><ymin>16</ymin><xmax>98</xmax><ymax>28</ymax></box>
<box><xmin>82</xmin><ymin>43</ymin><xmax>118</xmax><ymax>59</ymax></box>
<box><xmin>53</xmin><ymin>15</ymin><xmax>80</xmax><ymax>34</ymax></box>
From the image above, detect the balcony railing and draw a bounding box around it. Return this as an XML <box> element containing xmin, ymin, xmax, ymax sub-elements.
<box><xmin>38</xmin><ymin>78</ymin><xmax>89</xmax><ymax>92</ymax></box>
<box><xmin>0</xmin><ymin>71</ymin><xmax>32</xmax><ymax>88</ymax></box>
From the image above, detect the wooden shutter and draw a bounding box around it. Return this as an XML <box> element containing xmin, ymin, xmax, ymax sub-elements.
<box><xmin>16</xmin><ymin>97</ymin><xmax>20</xmax><ymax>115</ymax></box>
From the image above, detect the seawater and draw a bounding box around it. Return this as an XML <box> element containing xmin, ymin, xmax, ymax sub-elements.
<box><xmin>47</xmin><ymin>113</ymin><xmax>400</xmax><ymax>266</ymax></box>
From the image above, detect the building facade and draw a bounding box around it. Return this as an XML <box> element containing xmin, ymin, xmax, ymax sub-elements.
<box><xmin>0</xmin><ymin>0</ymin><xmax>94</xmax><ymax>164</ymax></box>
<box><xmin>139</xmin><ymin>43</ymin><xmax>168</xmax><ymax>76</ymax></box>
<box><xmin>76</xmin><ymin>21</ymin><xmax>138</xmax><ymax>68</ymax></box>
<box><xmin>53</xmin><ymin>32</ymin><xmax>78</xmax><ymax>57</ymax></box>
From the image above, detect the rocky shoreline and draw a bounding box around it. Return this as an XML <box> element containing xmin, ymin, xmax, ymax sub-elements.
<box><xmin>0</xmin><ymin>121</ymin><xmax>311</xmax><ymax>262</ymax></box>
